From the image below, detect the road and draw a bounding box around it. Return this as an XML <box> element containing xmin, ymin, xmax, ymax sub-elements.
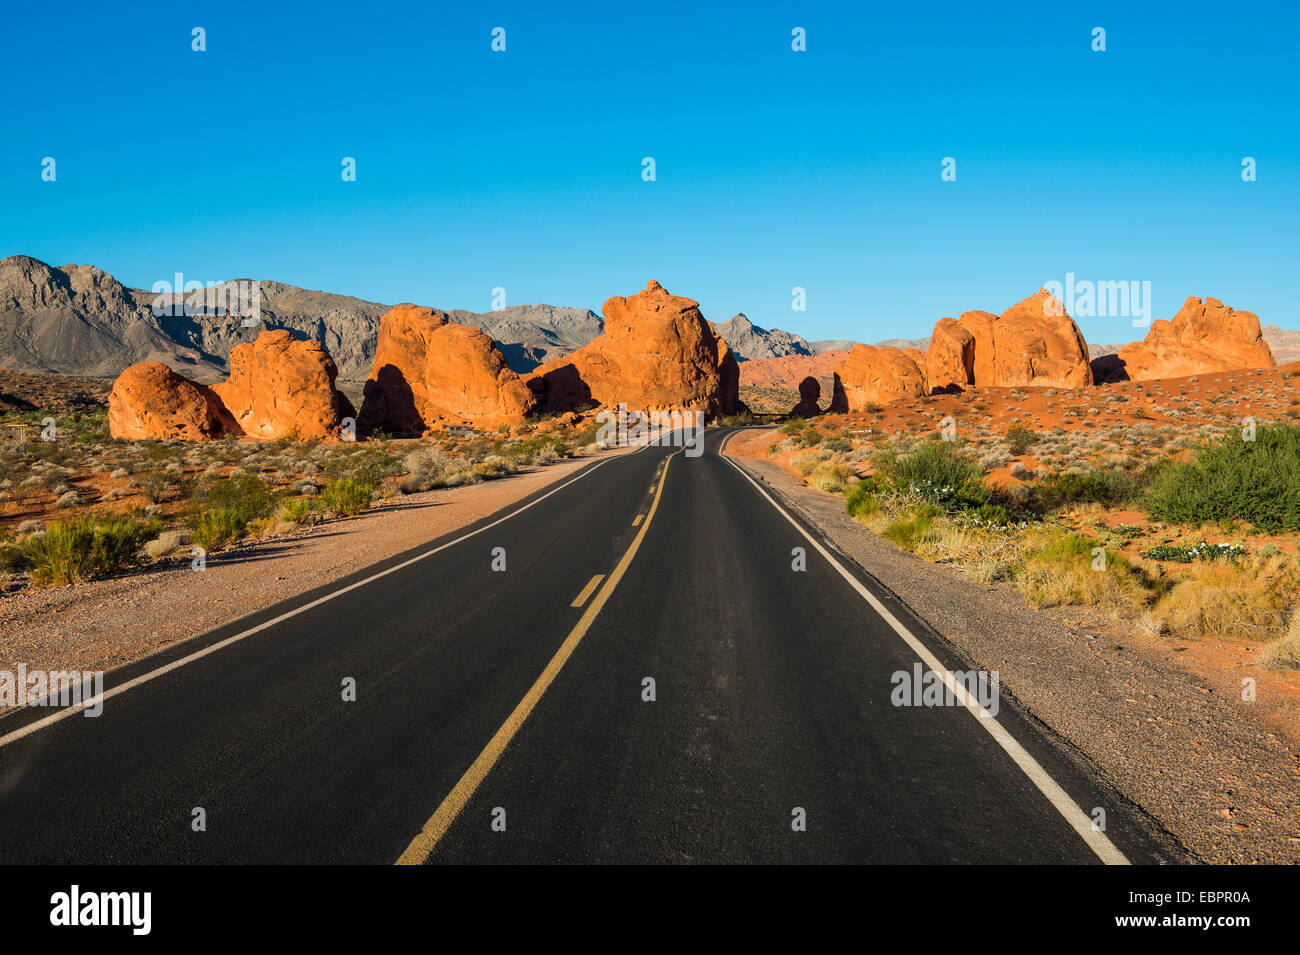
<box><xmin>0</xmin><ymin>428</ymin><xmax>1177</xmax><ymax>864</ymax></box>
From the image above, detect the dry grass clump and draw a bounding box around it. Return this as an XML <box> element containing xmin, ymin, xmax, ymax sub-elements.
<box><xmin>1149</xmin><ymin>556</ymin><xmax>1290</xmax><ymax>642</ymax></box>
<box><xmin>1263</xmin><ymin>614</ymin><xmax>1300</xmax><ymax>669</ymax></box>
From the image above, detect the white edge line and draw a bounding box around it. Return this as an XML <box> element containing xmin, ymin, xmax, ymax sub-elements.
<box><xmin>0</xmin><ymin>448</ymin><xmax>641</xmax><ymax>749</ymax></box>
<box><xmin>721</xmin><ymin>448</ymin><xmax>1130</xmax><ymax>866</ymax></box>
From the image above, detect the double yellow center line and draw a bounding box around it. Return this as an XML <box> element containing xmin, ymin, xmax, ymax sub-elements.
<box><xmin>395</xmin><ymin>451</ymin><xmax>679</xmax><ymax>864</ymax></box>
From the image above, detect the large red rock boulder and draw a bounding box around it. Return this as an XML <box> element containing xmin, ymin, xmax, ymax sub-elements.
<box><xmin>926</xmin><ymin>317</ymin><xmax>975</xmax><ymax>393</ymax></box>
<box><xmin>358</xmin><ymin>304</ymin><xmax>535</xmax><ymax>434</ymax></box>
<box><xmin>958</xmin><ymin>291</ymin><xmax>1092</xmax><ymax>389</ymax></box>
<box><xmin>108</xmin><ymin>362</ymin><xmax>234</xmax><ymax>440</ymax></box>
<box><xmin>833</xmin><ymin>344</ymin><xmax>927</xmax><ymax>410</ymax></box>
<box><xmin>527</xmin><ymin>281</ymin><xmax>732</xmax><ymax>418</ymax></box>
<box><xmin>211</xmin><ymin>330</ymin><xmax>355</xmax><ymax>440</ymax></box>
<box><xmin>1095</xmin><ymin>296</ymin><xmax>1276</xmax><ymax>382</ymax></box>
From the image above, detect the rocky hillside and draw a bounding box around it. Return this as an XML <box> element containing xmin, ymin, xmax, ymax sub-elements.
<box><xmin>1</xmin><ymin>256</ymin><xmax>603</xmax><ymax>382</ymax></box>
<box><xmin>714</xmin><ymin>313</ymin><xmax>813</xmax><ymax>361</ymax></box>
<box><xmin>0</xmin><ymin>256</ymin><xmax>226</xmax><ymax>380</ymax></box>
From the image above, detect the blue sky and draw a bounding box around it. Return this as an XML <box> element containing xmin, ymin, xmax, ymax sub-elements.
<box><xmin>1</xmin><ymin>1</ymin><xmax>1296</xmax><ymax>344</ymax></box>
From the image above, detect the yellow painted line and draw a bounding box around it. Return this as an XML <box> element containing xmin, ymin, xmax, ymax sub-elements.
<box><xmin>569</xmin><ymin>574</ymin><xmax>604</xmax><ymax>608</ymax></box>
<box><xmin>395</xmin><ymin>451</ymin><xmax>680</xmax><ymax>865</ymax></box>
<box><xmin>632</xmin><ymin>513</ymin><xmax>644</xmax><ymax>527</ymax></box>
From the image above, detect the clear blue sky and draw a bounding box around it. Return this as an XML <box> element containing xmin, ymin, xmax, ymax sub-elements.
<box><xmin>2</xmin><ymin>0</ymin><xmax>1296</xmax><ymax>344</ymax></box>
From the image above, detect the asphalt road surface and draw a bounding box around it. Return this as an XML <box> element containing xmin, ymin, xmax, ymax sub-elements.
<box><xmin>0</xmin><ymin>429</ymin><xmax>1179</xmax><ymax>864</ymax></box>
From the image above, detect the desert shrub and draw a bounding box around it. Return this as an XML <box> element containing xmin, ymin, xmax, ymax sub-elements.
<box><xmin>1145</xmin><ymin>423</ymin><xmax>1300</xmax><ymax>532</ymax></box>
<box><xmin>1264</xmin><ymin>615</ymin><xmax>1300</xmax><ymax>670</ymax></box>
<box><xmin>799</xmin><ymin>427</ymin><xmax>823</xmax><ymax>447</ymax></box>
<box><xmin>1150</xmin><ymin>557</ymin><xmax>1288</xmax><ymax>642</ymax></box>
<box><xmin>821</xmin><ymin>437</ymin><xmax>853</xmax><ymax>454</ymax></box>
<box><xmin>1006</xmin><ymin>424</ymin><xmax>1039</xmax><ymax>456</ymax></box>
<box><xmin>278</xmin><ymin>497</ymin><xmax>311</xmax><ymax>524</ymax></box>
<box><xmin>144</xmin><ymin>529</ymin><xmax>187</xmax><ymax>559</ymax></box>
<box><xmin>471</xmin><ymin>456</ymin><xmax>516</xmax><ymax>480</ymax></box>
<box><xmin>503</xmin><ymin>437</ymin><xmax>568</xmax><ymax>465</ymax></box>
<box><xmin>194</xmin><ymin>472</ymin><xmax>277</xmax><ymax>525</ymax></box>
<box><xmin>401</xmin><ymin>447</ymin><xmax>494</xmax><ymax>491</ymax></box>
<box><xmin>845</xmin><ymin>482</ymin><xmax>881</xmax><ymax>518</ymax></box>
<box><xmin>1014</xmin><ymin>530</ymin><xmax>1147</xmax><ymax>610</ymax></box>
<box><xmin>320</xmin><ymin>478</ymin><xmax>373</xmax><ymax>517</ymax></box>
<box><xmin>972</xmin><ymin>502</ymin><xmax>1013</xmax><ymax>525</ymax></box>
<box><xmin>24</xmin><ymin>514</ymin><xmax>156</xmax><ymax>586</ymax></box>
<box><xmin>324</xmin><ymin>446</ymin><xmax>401</xmax><ymax>488</ymax></box>
<box><xmin>874</xmin><ymin>440</ymin><xmax>987</xmax><ymax>505</ymax></box>
<box><xmin>1140</xmin><ymin>542</ymin><xmax>1246</xmax><ymax>563</ymax></box>
<box><xmin>191</xmin><ymin>508</ymin><xmax>246</xmax><ymax>552</ymax></box>
<box><xmin>809</xmin><ymin>461</ymin><xmax>855</xmax><ymax>493</ymax></box>
<box><xmin>884</xmin><ymin>508</ymin><xmax>939</xmax><ymax>552</ymax></box>
<box><xmin>1032</xmin><ymin>469</ymin><xmax>1140</xmax><ymax>510</ymax></box>
<box><xmin>780</xmin><ymin>418</ymin><xmax>806</xmax><ymax>435</ymax></box>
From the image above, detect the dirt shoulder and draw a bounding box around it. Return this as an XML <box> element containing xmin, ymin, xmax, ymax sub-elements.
<box><xmin>725</xmin><ymin>428</ymin><xmax>1300</xmax><ymax>864</ymax></box>
<box><xmin>0</xmin><ymin>449</ymin><xmax>627</xmax><ymax>686</ymax></box>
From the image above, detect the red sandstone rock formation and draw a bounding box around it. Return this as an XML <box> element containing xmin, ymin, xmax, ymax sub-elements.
<box><xmin>107</xmin><ymin>361</ymin><xmax>233</xmax><ymax>440</ymax></box>
<box><xmin>789</xmin><ymin>376</ymin><xmax>823</xmax><ymax>417</ymax></box>
<box><xmin>527</xmin><ymin>281</ymin><xmax>736</xmax><ymax>418</ymax></box>
<box><xmin>926</xmin><ymin>317</ymin><xmax>975</xmax><ymax>393</ymax></box>
<box><xmin>1094</xmin><ymin>296</ymin><xmax>1276</xmax><ymax>382</ymax></box>
<box><xmin>832</xmin><ymin>344</ymin><xmax>928</xmax><ymax>409</ymax></box>
<box><xmin>358</xmin><ymin>304</ymin><xmax>536</xmax><ymax>434</ymax></box>
<box><xmin>211</xmin><ymin>330</ymin><xmax>355</xmax><ymax>440</ymax></box>
<box><xmin>958</xmin><ymin>291</ymin><xmax>1092</xmax><ymax>389</ymax></box>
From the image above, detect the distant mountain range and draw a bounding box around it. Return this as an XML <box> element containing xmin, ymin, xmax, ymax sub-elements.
<box><xmin>4</xmin><ymin>255</ymin><xmax>1296</xmax><ymax>381</ymax></box>
<box><xmin>0</xmin><ymin>256</ymin><xmax>602</xmax><ymax>381</ymax></box>
<box><xmin>714</xmin><ymin>313</ymin><xmax>814</xmax><ymax>361</ymax></box>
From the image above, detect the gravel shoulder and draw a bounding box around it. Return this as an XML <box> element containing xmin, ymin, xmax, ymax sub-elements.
<box><xmin>0</xmin><ymin>449</ymin><xmax>629</xmax><ymax>689</ymax></box>
<box><xmin>726</xmin><ymin>430</ymin><xmax>1300</xmax><ymax>864</ymax></box>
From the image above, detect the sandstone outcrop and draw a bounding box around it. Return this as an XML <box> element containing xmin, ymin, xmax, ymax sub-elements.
<box><xmin>832</xmin><ymin>344</ymin><xmax>928</xmax><ymax>409</ymax></box>
<box><xmin>527</xmin><ymin>281</ymin><xmax>734</xmax><ymax>418</ymax></box>
<box><xmin>789</xmin><ymin>376</ymin><xmax>823</xmax><ymax>417</ymax></box>
<box><xmin>358</xmin><ymin>304</ymin><xmax>535</xmax><ymax>435</ymax></box>
<box><xmin>957</xmin><ymin>291</ymin><xmax>1092</xmax><ymax>389</ymax></box>
<box><xmin>107</xmin><ymin>362</ymin><xmax>233</xmax><ymax>440</ymax></box>
<box><xmin>211</xmin><ymin>330</ymin><xmax>355</xmax><ymax>440</ymax></box>
<box><xmin>926</xmin><ymin>317</ymin><xmax>975</xmax><ymax>393</ymax></box>
<box><xmin>1093</xmin><ymin>296</ymin><xmax>1276</xmax><ymax>382</ymax></box>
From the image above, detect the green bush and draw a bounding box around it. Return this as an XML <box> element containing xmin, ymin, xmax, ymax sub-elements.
<box><xmin>321</xmin><ymin>478</ymin><xmax>374</xmax><ymax>517</ymax></box>
<box><xmin>191</xmin><ymin>508</ymin><xmax>246</xmax><ymax>552</ymax></box>
<box><xmin>845</xmin><ymin>481</ymin><xmax>881</xmax><ymax>518</ymax></box>
<box><xmin>24</xmin><ymin>514</ymin><xmax>156</xmax><ymax>586</ymax></box>
<box><xmin>799</xmin><ymin>427</ymin><xmax>823</xmax><ymax>447</ymax></box>
<box><xmin>973</xmin><ymin>502</ymin><xmax>1013</xmax><ymax>525</ymax></box>
<box><xmin>884</xmin><ymin>508</ymin><xmax>938</xmax><ymax>551</ymax></box>
<box><xmin>195</xmin><ymin>473</ymin><xmax>276</xmax><ymax>525</ymax></box>
<box><xmin>809</xmin><ymin>461</ymin><xmax>855</xmax><ymax>492</ymax></box>
<box><xmin>874</xmin><ymin>440</ymin><xmax>987</xmax><ymax>504</ymax></box>
<box><xmin>278</xmin><ymin>497</ymin><xmax>312</xmax><ymax>524</ymax></box>
<box><xmin>1139</xmin><ymin>541</ymin><xmax>1246</xmax><ymax>563</ymax></box>
<box><xmin>1006</xmin><ymin>424</ymin><xmax>1039</xmax><ymax>456</ymax></box>
<box><xmin>1146</xmin><ymin>423</ymin><xmax>1300</xmax><ymax>532</ymax></box>
<box><xmin>1033</xmin><ymin>469</ymin><xmax>1140</xmax><ymax>510</ymax></box>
